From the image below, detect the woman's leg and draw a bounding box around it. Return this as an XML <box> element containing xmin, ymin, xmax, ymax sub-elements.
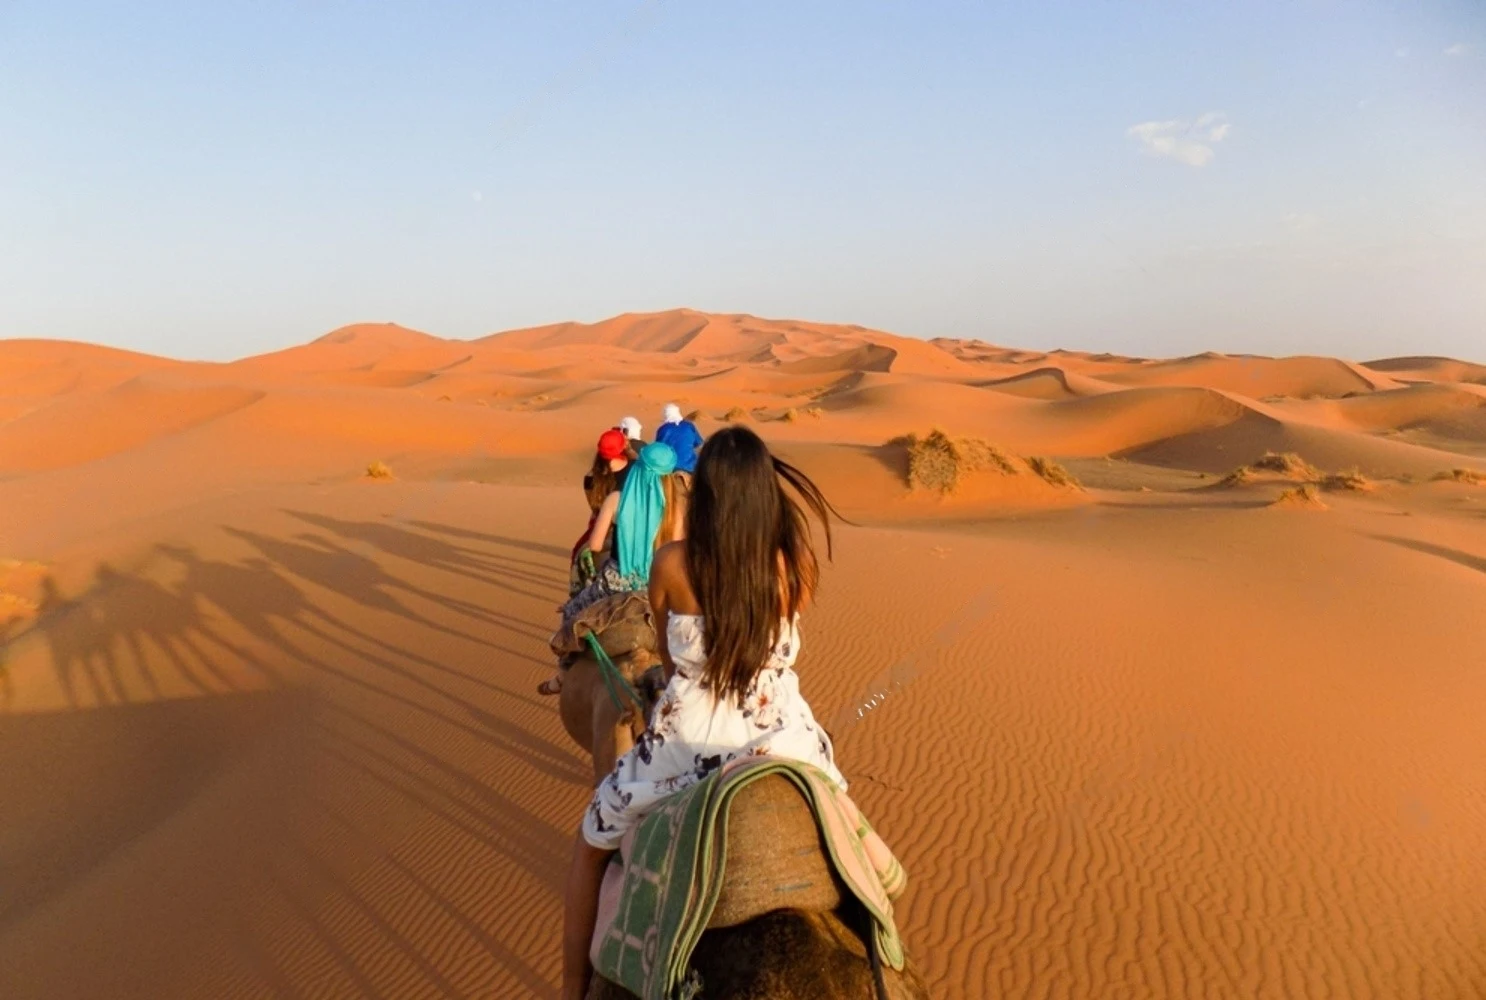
<box><xmin>563</xmin><ymin>832</ymin><xmax>616</xmax><ymax>1000</ymax></box>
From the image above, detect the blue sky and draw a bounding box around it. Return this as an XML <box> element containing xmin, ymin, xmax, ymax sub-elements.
<box><xmin>1</xmin><ymin>1</ymin><xmax>1482</xmax><ymax>361</ymax></box>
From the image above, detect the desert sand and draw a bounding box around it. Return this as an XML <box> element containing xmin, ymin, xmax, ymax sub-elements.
<box><xmin>2</xmin><ymin>309</ymin><xmax>1484</xmax><ymax>998</ymax></box>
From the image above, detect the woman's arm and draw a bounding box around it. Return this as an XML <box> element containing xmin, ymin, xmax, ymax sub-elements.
<box><xmin>587</xmin><ymin>491</ymin><xmax>620</xmax><ymax>553</ymax></box>
<box><xmin>668</xmin><ymin>492</ymin><xmax>688</xmax><ymax>542</ymax></box>
<box><xmin>562</xmin><ymin>830</ymin><xmax>614</xmax><ymax>1000</ymax></box>
<box><xmin>650</xmin><ymin>542</ymin><xmax>680</xmax><ymax>681</ymax></box>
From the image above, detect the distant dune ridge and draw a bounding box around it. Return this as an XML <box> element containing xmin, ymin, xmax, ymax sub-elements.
<box><xmin>1</xmin><ymin>309</ymin><xmax>1484</xmax><ymax>999</ymax></box>
<box><xmin>2</xmin><ymin>308</ymin><xmax>1482</xmax><ymax>489</ymax></box>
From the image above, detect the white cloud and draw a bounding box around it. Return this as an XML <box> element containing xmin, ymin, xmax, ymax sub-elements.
<box><xmin>1445</xmin><ymin>43</ymin><xmax>1469</xmax><ymax>57</ymax></box>
<box><xmin>1126</xmin><ymin>112</ymin><xmax>1231</xmax><ymax>167</ymax></box>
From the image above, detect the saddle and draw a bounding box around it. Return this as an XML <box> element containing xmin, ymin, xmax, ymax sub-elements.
<box><xmin>551</xmin><ymin>591</ymin><xmax>657</xmax><ymax>664</ymax></box>
<box><xmin>590</xmin><ymin>759</ymin><xmax>906</xmax><ymax>999</ymax></box>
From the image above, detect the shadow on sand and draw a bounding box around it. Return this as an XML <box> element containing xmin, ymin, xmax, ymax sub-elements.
<box><xmin>1</xmin><ymin>516</ymin><xmax>583</xmax><ymax>998</ymax></box>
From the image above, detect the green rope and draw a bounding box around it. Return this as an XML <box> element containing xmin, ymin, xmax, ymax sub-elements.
<box><xmin>584</xmin><ymin>631</ymin><xmax>643</xmax><ymax>715</ymax></box>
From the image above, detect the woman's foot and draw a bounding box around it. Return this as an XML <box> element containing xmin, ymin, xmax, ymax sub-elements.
<box><xmin>538</xmin><ymin>675</ymin><xmax>564</xmax><ymax>696</ymax></box>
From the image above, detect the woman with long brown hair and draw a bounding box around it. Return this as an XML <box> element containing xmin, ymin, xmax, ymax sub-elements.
<box><xmin>561</xmin><ymin>426</ymin><xmax>845</xmax><ymax>998</ymax></box>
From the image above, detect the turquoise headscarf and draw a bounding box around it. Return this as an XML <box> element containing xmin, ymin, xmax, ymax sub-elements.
<box><xmin>615</xmin><ymin>441</ymin><xmax>678</xmax><ymax>588</ymax></box>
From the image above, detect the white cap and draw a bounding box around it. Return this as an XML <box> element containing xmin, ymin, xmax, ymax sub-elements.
<box><xmin>619</xmin><ymin>416</ymin><xmax>642</xmax><ymax>440</ymax></box>
<box><xmin>662</xmin><ymin>403</ymin><xmax>682</xmax><ymax>424</ymax></box>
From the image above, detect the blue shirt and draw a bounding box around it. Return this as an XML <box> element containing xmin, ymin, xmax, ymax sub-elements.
<box><xmin>654</xmin><ymin>419</ymin><xmax>704</xmax><ymax>473</ymax></box>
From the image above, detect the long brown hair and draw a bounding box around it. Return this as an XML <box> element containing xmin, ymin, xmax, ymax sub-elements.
<box><xmin>684</xmin><ymin>427</ymin><xmax>840</xmax><ymax>704</ymax></box>
<box><xmin>585</xmin><ymin>446</ymin><xmax>635</xmax><ymax>512</ymax></box>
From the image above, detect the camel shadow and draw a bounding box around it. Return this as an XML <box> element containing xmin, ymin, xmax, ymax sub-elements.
<box><xmin>3</xmin><ymin>539</ymin><xmax>581</xmax><ymax>997</ymax></box>
<box><xmin>1368</xmin><ymin>534</ymin><xmax>1486</xmax><ymax>577</ymax></box>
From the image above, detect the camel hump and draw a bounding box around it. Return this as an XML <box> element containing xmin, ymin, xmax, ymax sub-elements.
<box><xmin>709</xmin><ymin>774</ymin><xmax>845</xmax><ymax>928</ymax></box>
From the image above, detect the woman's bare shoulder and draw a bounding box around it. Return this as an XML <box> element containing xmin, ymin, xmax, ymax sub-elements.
<box><xmin>653</xmin><ymin>541</ymin><xmax>702</xmax><ymax>613</ymax></box>
<box><xmin>653</xmin><ymin>540</ymin><xmax>687</xmax><ymax>576</ymax></box>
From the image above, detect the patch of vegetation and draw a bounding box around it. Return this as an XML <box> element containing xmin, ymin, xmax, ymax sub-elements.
<box><xmin>366</xmin><ymin>460</ymin><xmax>394</xmax><ymax>480</ymax></box>
<box><xmin>781</xmin><ymin>406</ymin><xmax>824</xmax><ymax>422</ymax></box>
<box><xmin>1435</xmin><ymin>468</ymin><xmax>1486</xmax><ymax>485</ymax></box>
<box><xmin>1026</xmin><ymin>456</ymin><xmax>1082</xmax><ymax>490</ymax></box>
<box><xmin>685</xmin><ymin>409</ymin><xmax>701</xmax><ymax>422</ymax></box>
<box><xmin>1250</xmin><ymin>451</ymin><xmax>1321</xmax><ymax>479</ymax></box>
<box><xmin>1221</xmin><ymin>451</ymin><xmax>1325</xmax><ymax>488</ymax></box>
<box><xmin>724</xmin><ymin>406</ymin><xmax>749</xmax><ymax>422</ymax></box>
<box><xmin>1218</xmin><ymin>466</ymin><xmax>1257</xmax><ymax>488</ymax></box>
<box><xmin>895</xmin><ymin>430</ymin><xmax>1020</xmax><ymax>494</ymax></box>
<box><xmin>1271</xmin><ymin>484</ymin><xmax>1328</xmax><ymax>510</ymax></box>
<box><xmin>1319</xmin><ymin>469</ymin><xmax>1374</xmax><ymax>492</ymax></box>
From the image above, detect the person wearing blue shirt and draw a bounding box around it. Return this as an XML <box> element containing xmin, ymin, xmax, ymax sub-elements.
<box><xmin>654</xmin><ymin>403</ymin><xmax>704</xmax><ymax>475</ymax></box>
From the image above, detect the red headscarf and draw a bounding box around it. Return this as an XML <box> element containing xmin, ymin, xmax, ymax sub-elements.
<box><xmin>597</xmin><ymin>428</ymin><xmax>628</xmax><ymax>461</ymax></box>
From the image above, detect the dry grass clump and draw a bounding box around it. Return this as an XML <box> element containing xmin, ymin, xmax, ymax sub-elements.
<box><xmin>1435</xmin><ymin>467</ymin><xmax>1486</xmax><ymax>485</ymax></box>
<box><xmin>685</xmin><ymin>409</ymin><xmax>701</xmax><ymax>422</ymax></box>
<box><xmin>781</xmin><ymin>405</ymin><xmax>824</xmax><ymax>422</ymax></box>
<box><xmin>724</xmin><ymin>406</ymin><xmax>749</xmax><ymax>422</ymax></box>
<box><xmin>366</xmin><ymin>460</ymin><xmax>394</xmax><ymax>480</ymax></box>
<box><xmin>1271</xmin><ymin>484</ymin><xmax>1328</xmax><ymax>510</ymax></box>
<box><xmin>1220</xmin><ymin>451</ymin><xmax>1322</xmax><ymax>488</ymax></box>
<box><xmin>1319</xmin><ymin>469</ymin><xmax>1374</xmax><ymax>492</ymax></box>
<box><xmin>1250</xmin><ymin>451</ymin><xmax>1321</xmax><ymax>479</ymax></box>
<box><xmin>1026</xmin><ymin>456</ymin><xmax>1082</xmax><ymax>489</ymax></box>
<box><xmin>894</xmin><ymin>430</ymin><xmax>1025</xmax><ymax>494</ymax></box>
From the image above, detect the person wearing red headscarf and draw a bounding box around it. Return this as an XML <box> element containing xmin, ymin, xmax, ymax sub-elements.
<box><xmin>570</xmin><ymin>428</ymin><xmax>635</xmax><ymax>593</ymax></box>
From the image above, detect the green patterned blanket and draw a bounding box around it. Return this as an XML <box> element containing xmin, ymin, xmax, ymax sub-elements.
<box><xmin>591</xmin><ymin>756</ymin><xmax>906</xmax><ymax>1000</ymax></box>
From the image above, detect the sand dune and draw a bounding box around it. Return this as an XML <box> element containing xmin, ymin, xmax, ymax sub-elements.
<box><xmin>975</xmin><ymin>366</ymin><xmax>1121</xmax><ymax>400</ymax></box>
<box><xmin>1097</xmin><ymin>353</ymin><xmax>1395</xmax><ymax>397</ymax></box>
<box><xmin>2</xmin><ymin>309</ymin><xmax>1484</xmax><ymax>999</ymax></box>
<box><xmin>1363</xmin><ymin>355</ymin><xmax>1486</xmax><ymax>385</ymax></box>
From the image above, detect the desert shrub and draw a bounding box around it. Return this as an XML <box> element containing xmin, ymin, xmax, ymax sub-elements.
<box><xmin>1250</xmin><ymin>451</ymin><xmax>1320</xmax><ymax>479</ymax></box>
<box><xmin>1319</xmin><ymin>469</ymin><xmax>1374</xmax><ymax>492</ymax></box>
<box><xmin>1026</xmin><ymin>456</ymin><xmax>1082</xmax><ymax>489</ymax></box>
<box><xmin>897</xmin><ymin>430</ymin><xmax>1020</xmax><ymax>493</ymax></box>
<box><xmin>1272</xmin><ymin>484</ymin><xmax>1328</xmax><ymax>509</ymax></box>
<box><xmin>1219</xmin><ymin>466</ymin><xmax>1257</xmax><ymax>488</ymax></box>
<box><xmin>1435</xmin><ymin>468</ymin><xmax>1486</xmax><ymax>485</ymax></box>
<box><xmin>724</xmin><ymin>406</ymin><xmax>749</xmax><ymax>422</ymax></box>
<box><xmin>367</xmin><ymin>460</ymin><xmax>394</xmax><ymax>480</ymax></box>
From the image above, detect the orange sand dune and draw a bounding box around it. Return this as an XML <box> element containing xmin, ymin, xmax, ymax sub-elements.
<box><xmin>2</xmin><ymin>309</ymin><xmax>1484</xmax><ymax>999</ymax></box>
<box><xmin>1098</xmin><ymin>353</ymin><xmax>1398</xmax><ymax>397</ymax></box>
<box><xmin>1363</xmin><ymin>355</ymin><xmax>1486</xmax><ymax>385</ymax></box>
<box><xmin>0</xmin><ymin>376</ymin><xmax>264</xmax><ymax>473</ymax></box>
<box><xmin>975</xmin><ymin>366</ymin><xmax>1121</xmax><ymax>400</ymax></box>
<box><xmin>234</xmin><ymin>322</ymin><xmax>459</xmax><ymax>374</ymax></box>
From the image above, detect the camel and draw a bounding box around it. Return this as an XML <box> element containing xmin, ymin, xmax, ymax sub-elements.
<box><xmin>551</xmin><ymin>591</ymin><xmax>666</xmax><ymax>782</ymax></box>
<box><xmin>558</xmin><ymin>646</ymin><xmax>664</xmax><ymax>782</ymax></box>
<box><xmin>552</xmin><ymin>595</ymin><xmax>927</xmax><ymax>998</ymax></box>
<box><xmin>584</xmin><ymin>774</ymin><xmax>930</xmax><ymax>1000</ymax></box>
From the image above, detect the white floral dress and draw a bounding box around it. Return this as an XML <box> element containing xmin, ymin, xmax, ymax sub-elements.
<box><xmin>581</xmin><ymin>612</ymin><xmax>846</xmax><ymax>851</ymax></box>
